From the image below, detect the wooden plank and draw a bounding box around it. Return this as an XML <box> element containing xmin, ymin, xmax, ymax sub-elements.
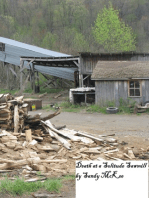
<box><xmin>104</xmin><ymin>154</ymin><xmax>123</xmax><ymax>161</ymax></box>
<box><xmin>104</xmin><ymin>148</ymin><xmax>119</xmax><ymax>154</ymax></box>
<box><xmin>128</xmin><ymin>149</ymin><xmax>135</xmax><ymax>159</ymax></box>
<box><xmin>106</xmin><ymin>81</ymin><xmax>115</xmax><ymax>103</ymax></box>
<box><xmin>142</xmin><ymin>80</ymin><xmax>146</xmax><ymax>104</ymax></box>
<box><xmin>14</xmin><ymin>105</ymin><xmax>19</xmax><ymax>133</ymax></box>
<box><xmin>41</xmin><ymin>108</ymin><xmax>61</xmax><ymax>121</ymax></box>
<box><xmin>118</xmin><ymin>81</ymin><xmax>124</xmax><ymax>102</ymax></box>
<box><xmin>76</xmin><ymin>131</ymin><xmax>104</xmax><ymax>142</ymax></box>
<box><xmin>25</xmin><ymin>129</ymin><xmax>32</xmax><ymax>142</ymax></box>
<box><xmin>41</xmin><ymin>121</ymin><xmax>71</xmax><ymax>150</ymax></box>
<box><xmin>114</xmin><ymin>81</ymin><xmax>119</xmax><ymax>106</ymax></box>
<box><xmin>123</xmin><ymin>81</ymin><xmax>128</xmax><ymax>101</ymax></box>
<box><xmin>145</xmin><ymin>80</ymin><xmax>149</xmax><ymax>101</ymax></box>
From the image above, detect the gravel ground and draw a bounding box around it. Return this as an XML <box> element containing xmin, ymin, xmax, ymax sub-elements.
<box><xmin>29</xmin><ymin>109</ymin><xmax>149</xmax><ymax>149</ymax></box>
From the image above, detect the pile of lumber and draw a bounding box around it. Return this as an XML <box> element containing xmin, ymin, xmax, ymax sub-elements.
<box><xmin>0</xmin><ymin>94</ymin><xmax>27</xmax><ymax>130</ymax></box>
<box><xmin>0</xmin><ymin>93</ymin><xmax>60</xmax><ymax>132</ymax></box>
<box><xmin>0</xmin><ymin>93</ymin><xmax>148</xmax><ymax>179</ymax></box>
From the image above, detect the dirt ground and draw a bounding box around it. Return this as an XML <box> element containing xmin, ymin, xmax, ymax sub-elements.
<box><xmin>1</xmin><ymin>92</ymin><xmax>149</xmax><ymax>198</ymax></box>
<box><xmin>28</xmin><ymin>106</ymin><xmax>149</xmax><ymax>198</ymax></box>
<box><xmin>31</xmin><ymin>109</ymin><xmax>149</xmax><ymax>150</ymax></box>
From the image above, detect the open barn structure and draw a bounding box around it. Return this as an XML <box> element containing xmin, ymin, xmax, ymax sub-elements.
<box><xmin>2</xmin><ymin>37</ymin><xmax>149</xmax><ymax>105</ymax></box>
<box><xmin>0</xmin><ymin>37</ymin><xmax>79</xmax><ymax>93</ymax></box>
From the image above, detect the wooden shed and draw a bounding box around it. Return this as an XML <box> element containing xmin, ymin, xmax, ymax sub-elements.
<box><xmin>79</xmin><ymin>52</ymin><xmax>149</xmax><ymax>87</ymax></box>
<box><xmin>91</xmin><ymin>61</ymin><xmax>149</xmax><ymax>106</ymax></box>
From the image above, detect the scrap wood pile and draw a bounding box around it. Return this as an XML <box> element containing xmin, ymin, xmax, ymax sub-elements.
<box><xmin>0</xmin><ymin>93</ymin><xmax>148</xmax><ymax>181</ymax></box>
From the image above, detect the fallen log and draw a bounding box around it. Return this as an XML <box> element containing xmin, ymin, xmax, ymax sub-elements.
<box><xmin>38</xmin><ymin>92</ymin><xmax>47</xmax><ymax>98</ymax></box>
<box><xmin>54</xmin><ymin>93</ymin><xmax>62</xmax><ymax>99</ymax></box>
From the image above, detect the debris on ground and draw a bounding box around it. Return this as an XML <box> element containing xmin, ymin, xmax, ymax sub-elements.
<box><xmin>0</xmin><ymin>93</ymin><xmax>148</xmax><ymax>181</ymax></box>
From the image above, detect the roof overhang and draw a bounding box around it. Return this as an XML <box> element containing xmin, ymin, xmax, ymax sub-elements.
<box><xmin>92</xmin><ymin>78</ymin><xmax>149</xmax><ymax>81</ymax></box>
<box><xmin>21</xmin><ymin>56</ymin><xmax>80</xmax><ymax>68</ymax></box>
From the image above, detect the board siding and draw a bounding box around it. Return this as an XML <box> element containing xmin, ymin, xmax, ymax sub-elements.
<box><xmin>95</xmin><ymin>80</ymin><xmax>149</xmax><ymax>106</ymax></box>
<box><xmin>80</xmin><ymin>54</ymin><xmax>149</xmax><ymax>75</ymax></box>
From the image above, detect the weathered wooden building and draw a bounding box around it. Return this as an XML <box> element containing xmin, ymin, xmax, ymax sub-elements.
<box><xmin>79</xmin><ymin>52</ymin><xmax>149</xmax><ymax>87</ymax></box>
<box><xmin>91</xmin><ymin>61</ymin><xmax>149</xmax><ymax>106</ymax></box>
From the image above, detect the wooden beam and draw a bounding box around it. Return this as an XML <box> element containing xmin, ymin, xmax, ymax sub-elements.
<box><xmin>21</xmin><ymin>57</ymin><xmax>80</xmax><ymax>62</ymax></box>
<box><xmin>37</xmin><ymin>71</ymin><xmax>39</xmax><ymax>87</ymax></box>
<box><xmin>20</xmin><ymin>59</ymin><xmax>23</xmax><ymax>91</ymax></box>
<box><xmin>20</xmin><ymin>59</ymin><xmax>34</xmax><ymax>73</ymax></box>
<box><xmin>6</xmin><ymin>63</ymin><xmax>9</xmax><ymax>89</ymax></box>
<box><xmin>17</xmin><ymin>73</ymin><xmax>30</xmax><ymax>95</ymax></box>
<box><xmin>32</xmin><ymin>63</ymin><xmax>36</xmax><ymax>93</ymax></box>
<box><xmin>9</xmin><ymin>67</ymin><xmax>17</xmax><ymax>77</ymax></box>
<box><xmin>62</xmin><ymin>80</ymin><xmax>72</xmax><ymax>87</ymax></box>
<box><xmin>73</xmin><ymin>61</ymin><xmax>79</xmax><ymax>67</ymax></box>
<box><xmin>83</xmin><ymin>75</ymin><xmax>90</xmax><ymax>81</ymax></box>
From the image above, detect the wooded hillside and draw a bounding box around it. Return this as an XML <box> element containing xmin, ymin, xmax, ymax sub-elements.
<box><xmin>0</xmin><ymin>0</ymin><xmax>148</xmax><ymax>54</ymax></box>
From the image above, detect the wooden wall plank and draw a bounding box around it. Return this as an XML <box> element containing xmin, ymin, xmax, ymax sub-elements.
<box><xmin>145</xmin><ymin>80</ymin><xmax>149</xmax><ymax>102</ymax></box>
<box><xmin>114</xmin><ymin>81</ymin><xmax>119</xmax><ymax>106</ymax></box>
<box><xmin>95</xmin><ymin>80</ymin><xmax>148</xmax><ymax>106</ymax></box>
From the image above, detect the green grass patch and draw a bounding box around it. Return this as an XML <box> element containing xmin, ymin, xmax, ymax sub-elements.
<box><xmin>42</xmin><ymin>104</ymin><xmax>54</xmax><ymax>111</ymax></box>
<box><xmin>86</xmin><ymin>104</ymin><xmax>106</xmax><ymax>113</ymax></box>
<box><xmin>24</xmin><ymin>87</ymin><xmax>33</xmax><ymax>93</ymax></box>
<box><xmin>39</xmin><ymin>87</ymin><xmax>62</xmax><ymax>94</ymax></box>
<box><xmin>42</xmin><ymin>98</ymin><xmax>140</xmax><ymax>115</ymax></box>
<box><xmin>62</xmin><ymin>174</ymin><xmax>75</xmax><ymax>180</ymax></box>
<box><xmin>0</xmin><ymin>89</ymin><xmax>18</xmax><ymax>95</ymax></box>
<box><xmin>118</xmin><ymin>106</ymin><xmax>131</xmax><ymax>114</ymax></box>
<box><xmin>60</xmin><ymin>101</ymin><xmax>85</xmax><ymax>112</ymax></box>
<box><xmin>118</xmin><ymin>98</ymin><xmax>136</xmax><ymax>114</ymax></box>
<box><xmin>0</xmin><ymin>177</ymin><xmax>62</xmax><ymax>196</ymax></box>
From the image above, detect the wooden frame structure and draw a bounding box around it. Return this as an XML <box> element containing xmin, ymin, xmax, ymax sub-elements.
<box><xmin>20</xmin><ymin>56</ymin><xmax>80</xmax><ymax>93</ymax></box>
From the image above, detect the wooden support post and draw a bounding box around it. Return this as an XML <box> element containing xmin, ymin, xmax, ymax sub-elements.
<box><xmin>32</xmin><ymin>63</ymin><xmax>35</xmax><ymax>93</ymax></box>
<box><xmin>36</xmin><ymin>71</ymin><xmax>40</xmax><ymax>93</ymax></box>
<box><xmin>6</xmin><ymin>63</ymin><xmax>9</xmax><ymax>89</ymax></box>
<box><xmin>79</xmin><ymin>74</ymin><xmax>83</xmax><ymax>87</ymax></box>
<box><xmin>37</xmin><ymin>71</ymin><xmax>39</xmax><ymax>87</ymax></box>
<box><xmin>85</xmin><ymin>93</ymin><xmax>87</xmax><ymax>104</ymax></box>
<box><xmin>13</xmin><ymin>65</ymin><xmax>16</xmax><ymax>80</ymax></box>
<box><xmin>20</xmin><ymin>59</ymin><xmax>24</xmax><ymax>91</ymax></box>
<box><xmin>78</xmin><ymin>57</ymin><xmax>83</xmax><ymax>87</ymax></box>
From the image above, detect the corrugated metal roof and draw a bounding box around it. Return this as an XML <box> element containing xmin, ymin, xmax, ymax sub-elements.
<box><xmin>1</xmin><ymin>37</ymin><xmax>70</xmax><ymax>57</ymax></box>
<box><xmin>0</xmin><ymin>37</ymin><xmax>77</xmax><ymax>81</ymax></box>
